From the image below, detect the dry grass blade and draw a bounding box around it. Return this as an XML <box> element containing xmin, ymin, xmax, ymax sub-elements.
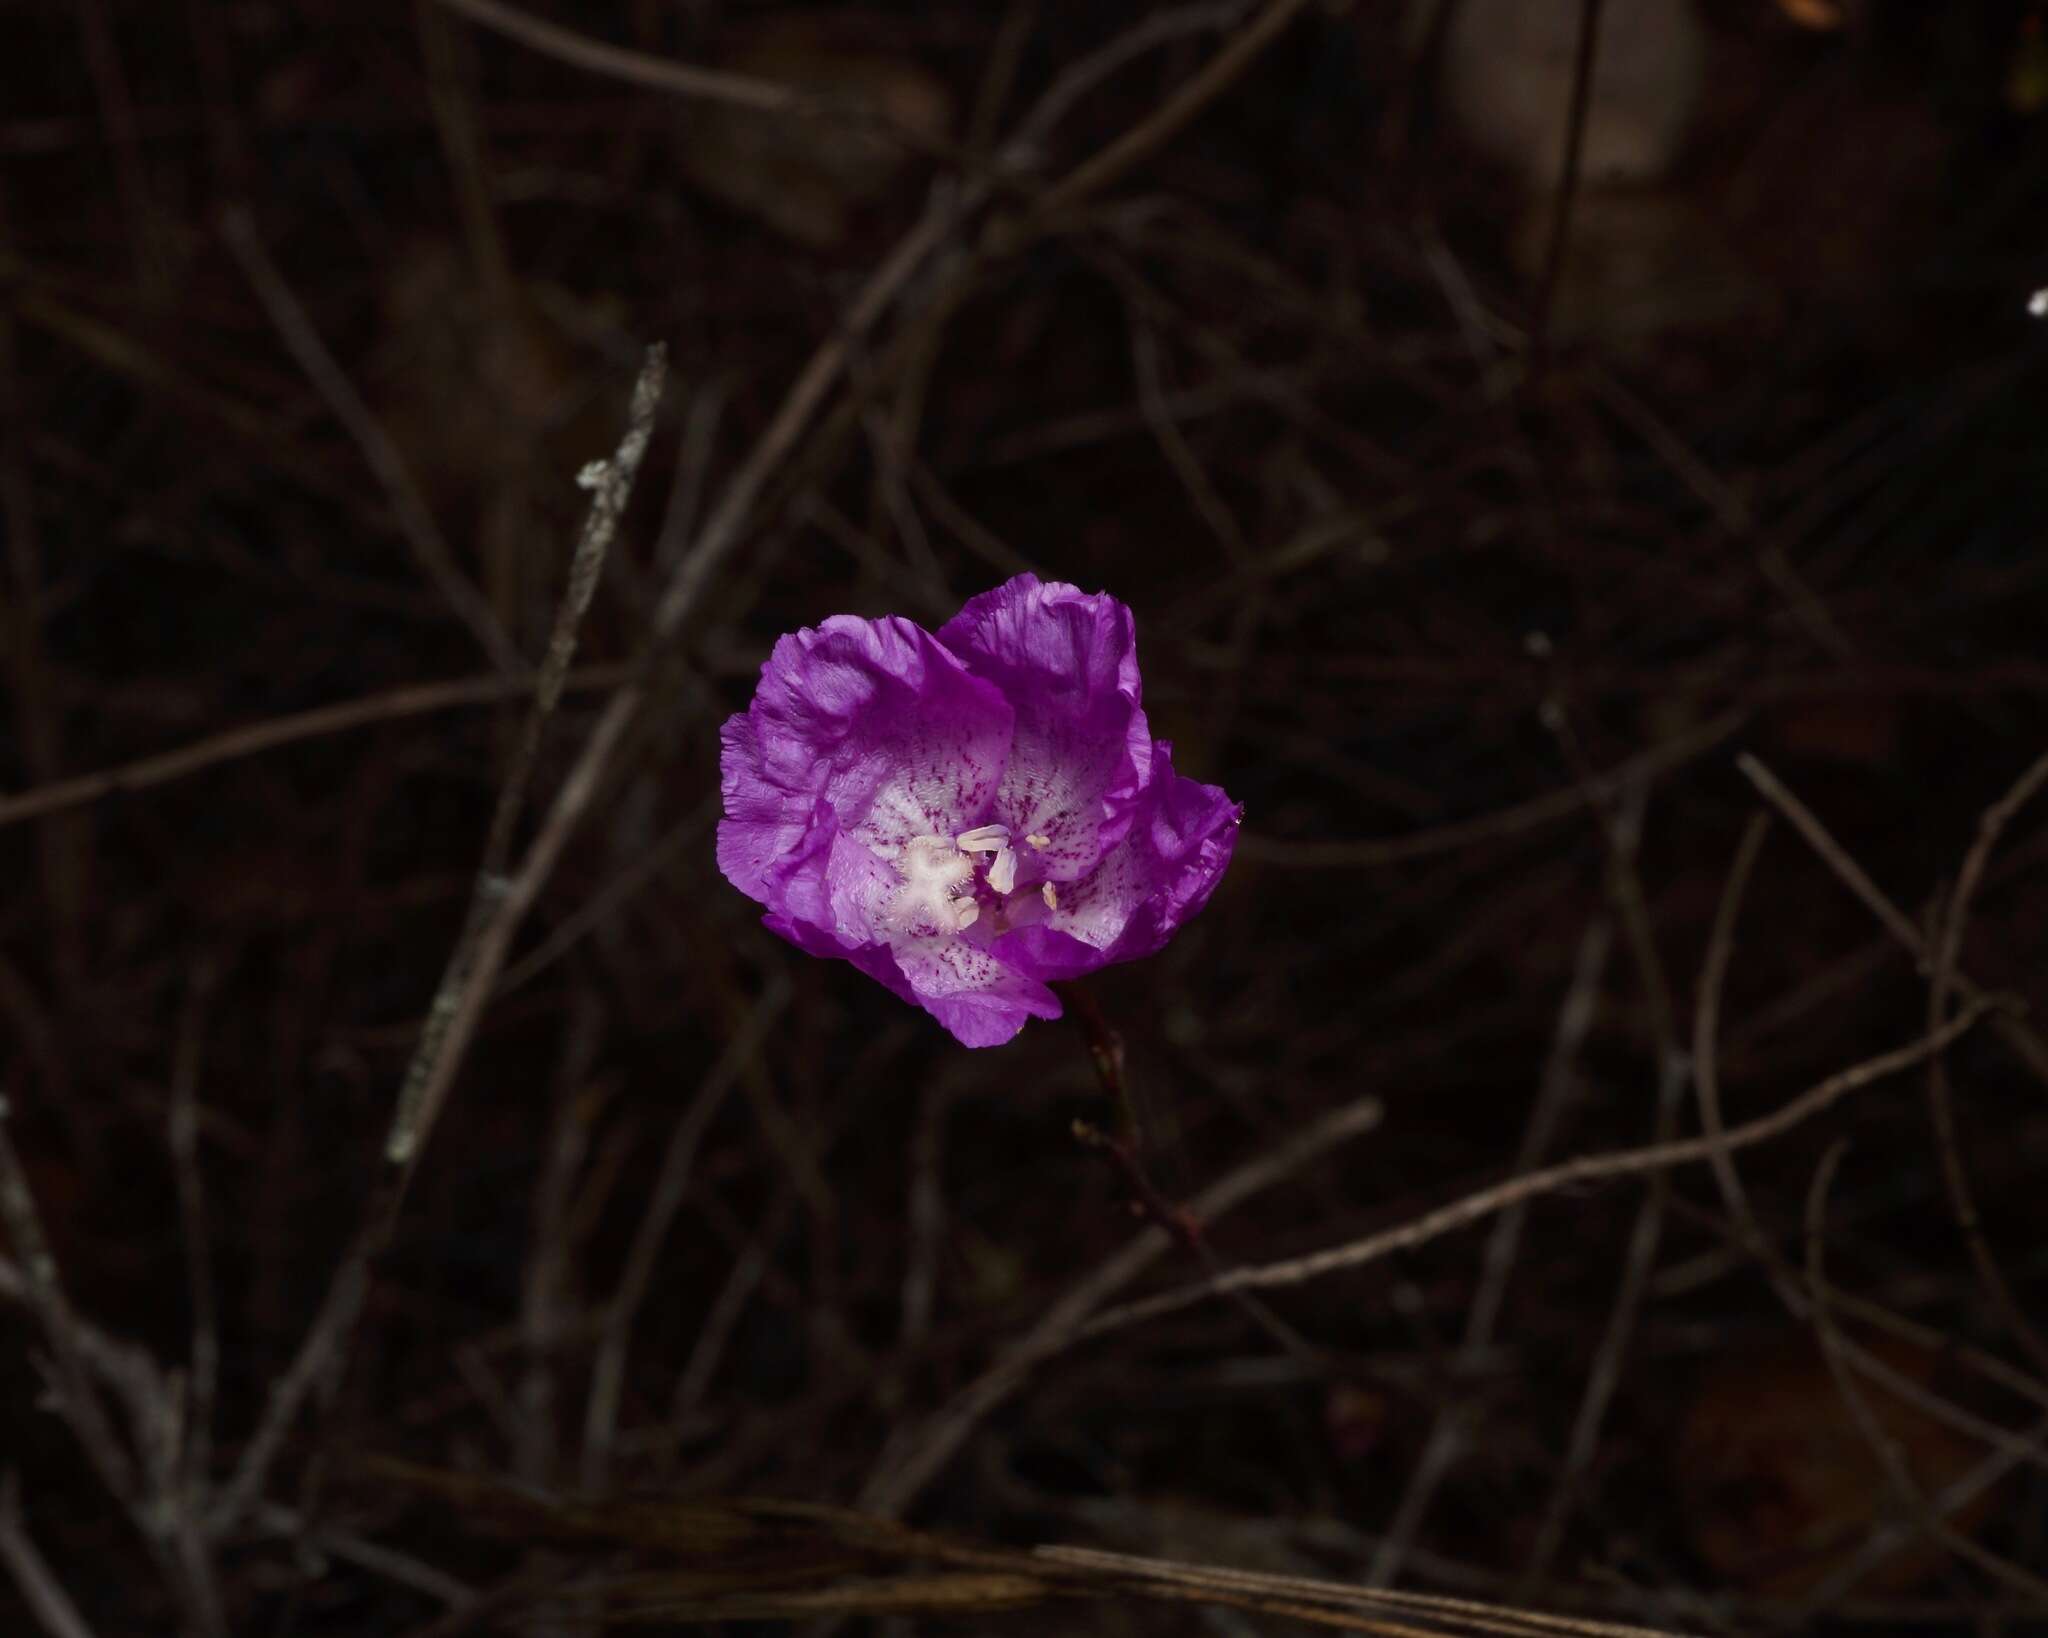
<box><xmin>366</xmin><ymin>1468</ymin><xmax>1703</xmax><ymax>1636</ymax></box>
<box><xmin>1039</xmin><ymin>1546</ymin><xmax>1703</xmax><ymax>1636</ymax></box>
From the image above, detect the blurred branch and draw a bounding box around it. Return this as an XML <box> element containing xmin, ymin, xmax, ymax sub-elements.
<box><xmin>1737</xmin><ymin>752</ymin><xmax>2048</xmax><ymax>1087</ymax></box>
<box><xmin>432</xmin><ymin>0</ymin><xmax>817</xmax><ymax>116</ymax></box>
<box><xmin>219</xmin><ymin>207</ymin><xmax>522</xmax><ymax>677</ymax></box>
<box><xmin>861</xmin><ymin>1092</ymin><xmax>1384</xmax><ymax>1515</ymax></box>
<box><xmin>167</xmin><ymin>963</ymin><xmax>219</xmax><ymax>1503</ymax></box>
<box><xmin>0</xmin><ymin>1098</ymin><xmax>136</xmax><ymax>1507</ymax></box>
<box><xmin>0</xmin><ymin>667</ymin><xmax>630</xmax><ymax>834</ymax></box>
<box><xmin>1085</xmin><ymin>999</ymin><xmax>2001</xmax><ymax>1340</ymax></box>
<box><xmin>580</xmin><ymin>974</ymin><xmax>791</xmax><ymax>1489</ymax></box>
<box><xmin>0</xmin><ymin>1475</ymin><xmax>98</xmax><ymax>1638</ymax></box>
<box><xmin>1026</xmin><ymin>0</ymin><xmax>1318</xmax><ymax>224</ymax></box>
<box><xmin>1245</xmin><ymin>711</ymin><xmax>1745</xmax><ymax>869</ymax></box>
<box><xmin>1373</xmin><ymin>816</ymin><xmax>1626</xmax><ymax>1586</ymax></box>
<box><xmin>0</xmin><ymin>1098</ymin><xmax>225</xmax><ymax>1634</ymax></box>
<box><xmin>386</xmin><ymin>344</ymin><xmax>668</xmax><ymax>1167</ymax></box>
<box><xmin>1803</xmin><ymin>1146</ymin><xmax>2048</xmax><ymax>1605</ymax></box>
<box><xmin>1925</xmin><ymin>747</ymin><xmax>2048</xmax><ymax>1380</ymax></box>
<box><xmin>211</xmin><ymin>346</ymin><xmax>668</xmax><ymax>1533</ymax></box>
<box><xmin>1528</xmin><ymin>0</ymin><xmax>1605</xmax><ymax>364</ymax></box>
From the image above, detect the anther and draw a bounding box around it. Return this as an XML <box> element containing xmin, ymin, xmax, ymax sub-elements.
<box><xmin>988</xmin><ymin>846</ymin><xmax>1017</xmax><ymax>895</ymax></box>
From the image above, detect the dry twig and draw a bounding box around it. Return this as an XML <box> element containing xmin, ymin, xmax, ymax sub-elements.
<box><xmin>1082</xmin><ymin>1000</ymin><xmax>1999</xmax><ymax>1341</ymax></box>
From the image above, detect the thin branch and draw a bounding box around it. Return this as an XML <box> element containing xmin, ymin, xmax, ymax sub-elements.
<box><xmin>1027</xmin><ymin>0</ymin><xmax>1317</xmax><ymax>223</ymax></box>
<box><xmin>1691</xmin><ymin>814</ymin><xmax>1772</xmax><ymax>1254</ymax></box>
<box><xmin>1791</xmin><ymin>1409</ymin><xmax>2048</xmax><ymax>1614</ymax></box>
<box><xmin>1523</xmin><ymin>1051</ymin><xmax>1687</xmax><ymax>1580</ymax></box>
<box><xmin>494</xmin><ymin>799</ymin><xmax>716</xmax><ymax>998</ymax></box>
<box><xmin>431</xmin><ymin>0</ymin><xmax>821</xmax><ymax>116</ymax></box>
<box><xmin>1686</xmin><ymin>817</ymin><xmax>2048</xmax><ymax>1436</ymax></box>
<box><xmin>0</xmin><ymin>1475</ymin><xmax>99</xmax><ymax>1638</ymax></box>
<box><xmin>75</xmin><ymin>0</ymin><xmax>161</xmax><ymax>304</ymax></box>
<box><xmin>1002</xmin><ymin>1</ymin><xmax>1254</xmax><ymax>164</ymax></box>
<box><xmin>1528</xmin><ymin>0</ymin><xmax>1606</xmax><ymax>364</ymax></box>
<box><xmin>235</xmin><ymin>182</ymin><xmax>960</xmax><ymax>1513</ymax></box>
<box><xmin>859</xmin><ymin>1093</ymin><xmax>1384</xmax><ymax>1516</ymax></box>
<box><xmin>1372</xmin><ymin>886</ymin><xmax>1620</xmax><ymax>1586</ymax></box>
<box><xmin>0</xmin><ymin>1096</ymin><xmax>136</xmax><ymax>1504</ymax></box>
<box><xmin>167</xmin><ymin>962</ymin><xmax>219</xmax><ymax>1497</ymax></box>
<box><xmin>580</xmin><ymin>975</ymin><xmax>790</xmax><ymax>1489</ymax></box>
<box><xmin>254</xmin><ymin>1504</ymin><xmax>475</xmax><ymax>1609</ymax></box>
<box><xmin>669</xmin><ymin>1191</ymin><xmax>793</xmax><ymax>1429</ymax></box>
<box><xmin>1803</xmin><ymin>1146</ymin><xmax>2048</xmax><ymax>1605</ymax></box>
<box><xmin>386</xmin><ymin>344</ymin><xmax>669</xmax><ymax>1169</ymax></box>
<box><xmin>1926</xmin><ymin>747</ymin><xmax>2048</xmax><ymax>1379</ymax></box>
<box><xmin>212</xmin><ymin>347</ymin><xmax>667</xmax><ymax>1532</ymax></box>
<box><xmin>1245</xmin><ymin>712</ymin><xmax>1744</xmax><ymax>869</ymax></box>
<box><xmin>219</xmin><ymin>206</ymin><xmax>521</xmax><ymax>677</ymax></box>
<box><xmin>514</xmin><ymin>991</ymin><xmax>605</xmax><ymax>1485</ymax></box>
<box><xmin>0</xmin><ymin>667</ymin><xmax>630</xmax><ymax>834</ymax></box>
<box><xmin>1059</xmin><ymin>982</ymin><xmax>1320</xmax><ymax>1369</ymax></box>
<box><xmin>1736</xmin><ymin>752</ymin><xmax>2048</xmax><ymax>1086</ymax></box>
<box><xmin>1081</xmin><ymin>1000</ymin><xmax>1999</xmax><ymax>1341</ymax></box>
<box><xmin>1522</xmin><ymin>757</ymin><xmax>1684</xmax><ymax>1580</ymax></box>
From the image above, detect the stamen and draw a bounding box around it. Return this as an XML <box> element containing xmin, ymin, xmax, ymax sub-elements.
<box><xmin>955</xmin><ymin>823</ymin><xmax>1011</xmax><ymax>853</ymax></box>
<box><xmin>1025</xmin><ymin>832</ymin><xmax>1051</xmax><ymax>849</ymax></box>
<box><xmin>1041</xmin><ymin>881</ymin><xmax>1058</xmax><ymax>909</ymax></box>
<box><xmin>987</xmin><ymin>846</ymin><xmax>1018</xmax><ymax>896</ymax></box>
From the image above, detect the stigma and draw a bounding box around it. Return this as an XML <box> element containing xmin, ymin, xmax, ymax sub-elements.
<box><xmin>886</xmin><ymin>835</ymin><xmax>980</xmax><ymax>935</ymax></box>
<box><xmin>885</xmin><ymin>822</ymin><xmax>1043</xmax><ymax>938</ymax></box>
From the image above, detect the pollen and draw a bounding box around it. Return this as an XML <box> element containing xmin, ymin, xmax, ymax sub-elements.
<box><xmin>1041</xmin><ymin>882</ymin><xmax>1058</xmax><ymax>910</ymax></box>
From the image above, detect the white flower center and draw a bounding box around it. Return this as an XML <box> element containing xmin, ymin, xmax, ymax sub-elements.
<box><xmin>886</xmin><ymin>835</ymin><xmax>979</xmax><ymax>935</ymax></box>
<box><xmin>883</xmin><ymin>825</ymin><xmax>1030</xmax><ymax>938</ymax></box>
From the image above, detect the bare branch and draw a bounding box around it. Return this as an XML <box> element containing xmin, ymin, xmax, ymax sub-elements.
<box><xmin>1083</xmin><ymin>1001</ymin><xmax>2000</xmax><ymax>1342</ymax></box>
<box><xmin>861</xmin><ymin>1093</ymin><xmax>1385</xmax><ymax>1515</ymax></box>
<box><xmin>0</xmin><ymin>1475</ymin><xmax>99</xmax><ymax>1638</ymax></box>
<box><xmin>219</xmin><ymin>206</ymin><xmax>521</xmax><ymax>677</ymax></box>
<box><xmin>0</xmin><ymin>668</ymin><xmax>630</xmax><ymax>834</ymax></box>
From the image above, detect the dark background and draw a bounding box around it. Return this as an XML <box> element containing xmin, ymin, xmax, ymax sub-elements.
<box><xmin>4</xmin><ymin>0</ymin><xmax>2048</xmax><ymax>1631</ymax></box>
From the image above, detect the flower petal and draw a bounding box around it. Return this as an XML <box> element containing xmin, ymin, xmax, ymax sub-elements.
<box><xmin>772</xmin><ymin>918</ymin><xmax>1062</xmax><ymax>1047</ymax></box>
<box><xmin>718</xmin><ymin>613</ymin><xmax>1013</xmax><ymax>940</ymax></box>
<box><xmin>885</xmin><ymin>932</ymin><xmax>1063</xmax><ymax>1047</ymax></box>
<box><xmin>937</xmin><ymin>574</ymin><xmax>1152</xmax><ymax>882</ymax></box>
<box><xmin>992</xmin><ymin>740</ymin><xmax>1239</xmax><ymax>979</ymax></box>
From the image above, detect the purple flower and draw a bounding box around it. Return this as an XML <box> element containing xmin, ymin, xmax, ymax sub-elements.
<box><xmin>718</xmin><ymin>574</ymin><xmax>1241</xmax><ymax>1047</ymax></box>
